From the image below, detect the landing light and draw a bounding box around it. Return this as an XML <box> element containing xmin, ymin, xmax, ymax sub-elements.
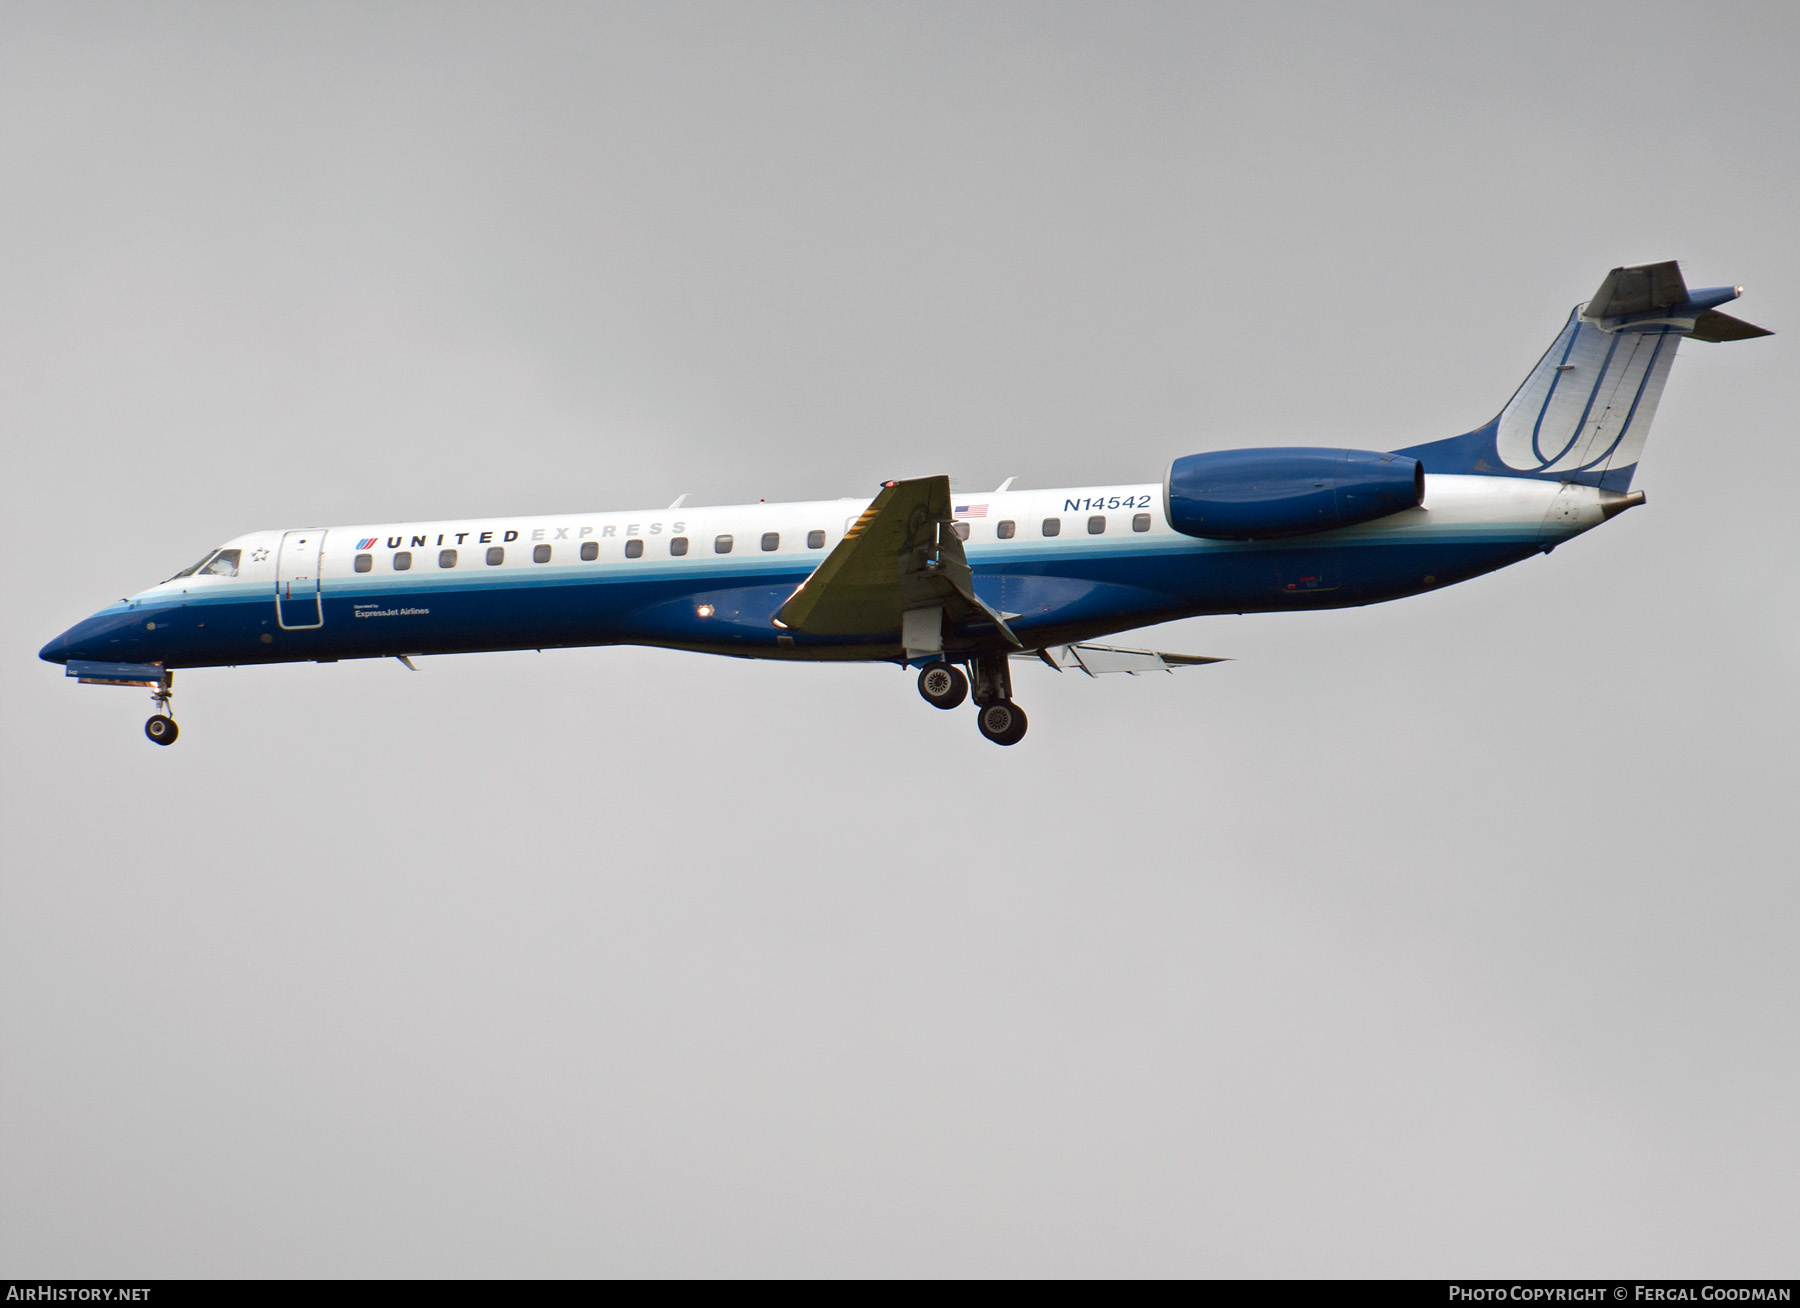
<box><xmin>697</xmin><ymin>604</ymin><xmax>714</xmax><ymax>618</ymax></box>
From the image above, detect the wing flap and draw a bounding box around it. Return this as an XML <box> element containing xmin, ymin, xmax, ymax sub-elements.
<box><xmin>1023</xmin><ymin>644</ymin><xmax>1229</xmax><ymax>676</ymax></box>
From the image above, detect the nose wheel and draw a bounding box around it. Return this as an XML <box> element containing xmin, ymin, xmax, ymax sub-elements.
<box><xmin>145</xmin><ymin>677</ymin><xmax>179</xmax><ymax>745</ymax></box>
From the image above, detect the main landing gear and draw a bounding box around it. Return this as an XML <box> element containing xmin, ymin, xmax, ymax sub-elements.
<box><xmin>916</xmin><ymin>654</ymin><xmax>1028</xmax><ymax>746</ymax></box>
<box><xmin>975</xmin><ymin>698</ymin><xmax>1028</xmax><ymax>747</ymax></box>
<box><xmin>916</xmin><ymin>661</ymin><xmax>968</xmax><ymax>709</ymax></box>
<box><xmin>145</xmin><ymin>676</ymin><xmax>178</xmax><ymax>746</ymax></box>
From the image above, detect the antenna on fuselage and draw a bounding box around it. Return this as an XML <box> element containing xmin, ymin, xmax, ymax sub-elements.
<box><xmin>994</xmin><ymin>477</ymin><xmax>1016</xmax><ymax>492</ymax></box>
<box><xmin>668</xmin><ymin>493</ymin><xmax>689</xmax><ymax>509</ymax></box>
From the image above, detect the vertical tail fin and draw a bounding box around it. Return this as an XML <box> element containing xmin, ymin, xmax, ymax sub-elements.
<box><xmin>1397</xmin><ymin>262</ymin><xmax>1770</xmax><ymax>490</ymax></box>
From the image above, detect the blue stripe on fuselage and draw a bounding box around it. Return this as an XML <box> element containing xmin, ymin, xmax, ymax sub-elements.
<box><xmin>41</xmin><ymin>529</ymin><xmax>1545</xmax><ymax>668</ymax></box>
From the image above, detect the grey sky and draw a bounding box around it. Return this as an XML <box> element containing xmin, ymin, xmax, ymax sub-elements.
<box><xmin>3</xmin><ymin>1</ymin><xmax>1796</xmax><ymax>1276</ymax></box>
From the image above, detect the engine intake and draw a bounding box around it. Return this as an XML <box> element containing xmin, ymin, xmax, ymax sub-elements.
<box><xmin>1164</xmin><ymin>447</ymin><xmax>1424</xmax><ymax>541</ymax></box>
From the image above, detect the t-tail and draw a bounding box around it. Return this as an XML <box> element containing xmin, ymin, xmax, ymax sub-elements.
<box><xmin>1396</xmin><ymin>261</ymin><xmax>1771</xmax><ymax>491</ymax></box>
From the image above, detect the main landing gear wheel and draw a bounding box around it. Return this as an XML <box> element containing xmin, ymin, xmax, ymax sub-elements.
<box><xmin>917</xmin><ymin>661</ymin><xmax>969</xmax><ymax>710</ymax></box>
<box><xmin>145</xmin><ymin>715</ymin><xmax>179</xmax><ymax>746</ymax></box>
<box><xmin>976</xmin><ymin>699</ymin><xmax>1028</xmax><ymax>746</ymax></box>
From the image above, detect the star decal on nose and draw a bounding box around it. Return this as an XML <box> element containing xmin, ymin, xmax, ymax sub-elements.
<box><xmin>251</xmin><ymin>548</ymin><xmax>270</xmax><ymax>562</ymax></box>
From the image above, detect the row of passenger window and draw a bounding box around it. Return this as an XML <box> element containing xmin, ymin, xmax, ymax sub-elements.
<box><xmin>352</xmin><ymin>529</ymin><xmax>833</xmax><ymax>572</ymax></box>
<box><xmin>350</xmin><ymin>514</ymin><xmax>1155</xmax><ymax>571</ymax></box>
<box><xmin>989</xmin><ymin>513</ymin><xmax>1153</xmax><ymax>539</ymax></box>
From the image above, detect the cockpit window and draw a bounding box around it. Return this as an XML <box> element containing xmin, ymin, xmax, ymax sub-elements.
<box><xmin>166</xmin><ymin>547</ymin><xmax>242</xmax><ymax>582</ymax></box>
<box><xmin>166</xmin><ymin>552</ymin><xmax>216</xmax><ymax>581</ymax></box>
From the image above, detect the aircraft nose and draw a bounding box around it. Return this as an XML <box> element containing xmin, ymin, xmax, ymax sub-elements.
<box><xmin>40</xmin><ymin>609</ymin><xmax>128</xmax><ymax>664</ymax></box>
<box><xmin>39</xmin><ymin>627</ymin><xmax>75</xmax><ymax>664</ymax></box>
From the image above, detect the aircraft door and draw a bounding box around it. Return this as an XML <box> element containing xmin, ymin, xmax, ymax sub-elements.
<box><xmin>275</xmin><ymin>529</ymin><xmax>326</xmax><ymax>629</ymax></box>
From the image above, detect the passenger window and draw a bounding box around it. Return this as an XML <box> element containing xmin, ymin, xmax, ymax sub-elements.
<box><xmin>439</xmin><ymin>549</ymin><xmax>457</xmax><ymax>568</ymax></box>
<box><xmin>1133</xmin><ymin>512</ymin><xmax>1152</xmax><ymax>532</ymax></box>
<box><xmin>715</xmin><ymin>534</ymin><xmax>733</xmax><ymax>554</ymax></box>
<box><xmin>533</xmin><ymin>544</ymin><xmax>552</xmax><ymax>563</ymax></box>
<box><xmin>580</xmin><ymin>541</ymin><xmax>598</xmax><ymax>561</ymax></box>
<box><xmin>761</xmin><ymin>532</ymin><xmax>780</xmax><ymax>552</ymax></box>
<box><xmin>1042</xmin><ymin>517</ymin><xmax>1061</xmax><ymax>537</ymax></box>
<box><xmin>354</xmin><ymin>553</ymin><xmax>372</xmax><ymax>573</ymax></box>
<box><xmin>200</xmin><ymin>549</ymin><xmax>241</xmax><ymax>577</ymax></box>
<box><xmin>952</xmin><ymin>522</ymin><xmax>969</xmax><ymax>541</ymax></box>
<box><xmin>393</xmin><ymin>551</ymin><xmax>412</xmax><ymax>571</ymax></box>
<box><xmin>1088</xmin><ymin>515</ymin><xmax>1106</xmax><ymax>535</ymax></box>
<box><xmin>625</xmin><ymin>539</ymin><xmax>644</xmax><ymax>558</ymax></box>
<box><xmin>997</xmin><ymin>520</ymin><xmax>1016</xmax><ymax>539</ymax></box>
<box><xmin>807</xmin><ymin>529</ymin><xmax>825</xmax><ymax>549</ymax></box>
<box><xmin>486</xmin><ymin>546</ymin><xmax>505</xmax><ymax>566</ymax></box>
<box><xmin>670</xmin><ymin>536</ymin><xmax>689</xmax><ymax>556</ymax></box>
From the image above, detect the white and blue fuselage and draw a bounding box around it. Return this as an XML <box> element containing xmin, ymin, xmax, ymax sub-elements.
<box><xmin>41</xmin><ymin>475</ymin><xmax>1608</xmax><ymax>669</ymax></box>
<box><xmin>39</xmin><ymin>262</ymin><xmax>1769</xmax><ymax>746</ymax></box>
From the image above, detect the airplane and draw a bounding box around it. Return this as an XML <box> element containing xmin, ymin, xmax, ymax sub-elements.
<box><xmin>39</xmin><ymin>261</ymin><xmax>1771</xmax><ymax>747</ymax></box>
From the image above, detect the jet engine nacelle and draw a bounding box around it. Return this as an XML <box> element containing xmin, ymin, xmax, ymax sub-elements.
<box><xmin>1164</xmin><ymin>447</ymin><xmax>1424</xmax><ymax>541</ymax></box>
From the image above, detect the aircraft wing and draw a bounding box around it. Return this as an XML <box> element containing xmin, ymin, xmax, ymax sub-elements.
<box><xmin>776</xmin><ymin>475</ymin><xmax>1020</xmax><ymax>645</ymax></box>
<box><xmin>1021</xmin><ymin>643</ymin><xmax>1229</xmax><ymax>676</ymax></box>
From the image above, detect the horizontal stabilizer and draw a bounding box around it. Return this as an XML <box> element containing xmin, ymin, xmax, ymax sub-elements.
<box><xmin>1021</xmin><ymin>643</ymin><xmax>1228</xmax><ymax>676</ymax></box>
<box><xmin>1582</xmin><ymin>261</ymin><xmax>1746</xmax><ymax>332</ymax></box>
<box><xmin>1688</xmin><ymin>309</ymin><xmax>1773</xmax><ymax>343</ymax></box>
<box><xmin>1584</xmin><ymin>260</ymin><xmax>1688</xmax><ymax>319</ymax></box>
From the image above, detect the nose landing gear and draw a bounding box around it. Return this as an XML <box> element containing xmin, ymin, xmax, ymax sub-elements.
<box><xmin>145</xmin><ymin>675</ymin><xmax>178</xmax><ymax>746</ymax></box>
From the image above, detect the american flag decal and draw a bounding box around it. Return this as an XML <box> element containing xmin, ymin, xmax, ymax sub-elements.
<box><xmin>953</xmin><ymin>504</ymin><xmax>988</xmax><ymax>519</ymax></box>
